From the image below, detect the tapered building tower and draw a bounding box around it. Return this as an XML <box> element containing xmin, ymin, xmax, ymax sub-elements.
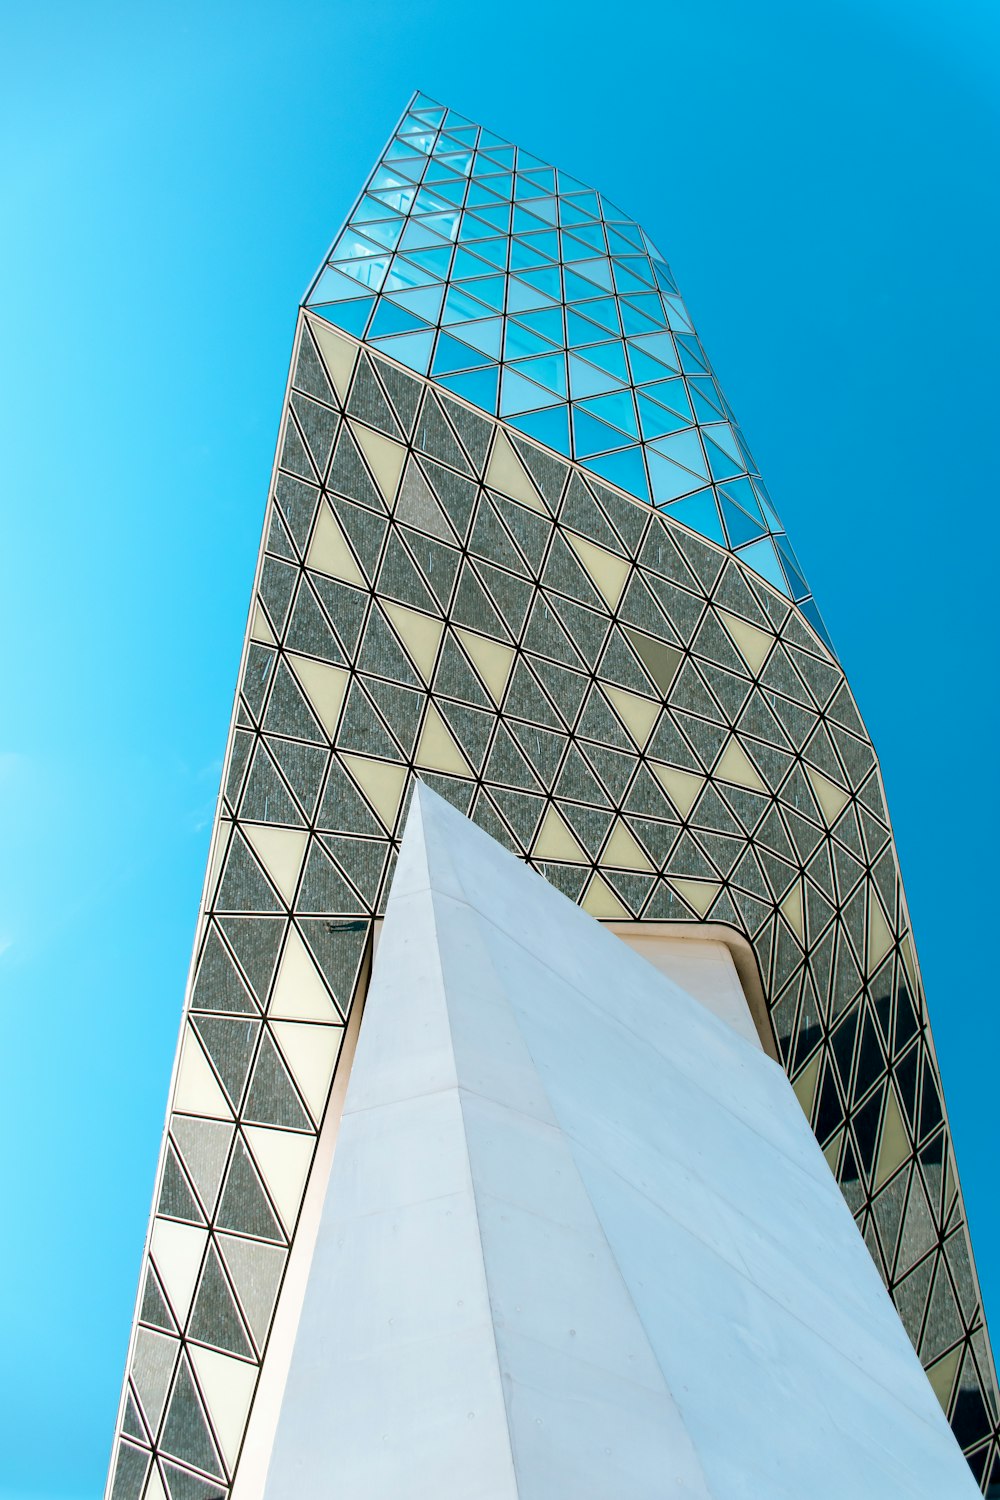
<box><xmin>105</xmin><ymin>94</ymin><xmax>999</xmax><ymax>1497</ymax></box>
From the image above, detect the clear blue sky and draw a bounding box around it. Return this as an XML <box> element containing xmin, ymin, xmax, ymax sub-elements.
<box><xmin>1</xmin><ymin>2</ymin><xmax>997</xmax><ymax>1496</ymax></box>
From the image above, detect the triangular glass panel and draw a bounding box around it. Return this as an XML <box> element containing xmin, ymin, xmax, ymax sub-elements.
<box><xmin>663</xmin><ymin>294</ymin><xmax>694</xmax><ymax>332</ymax></box>
<box><xmin>775</xmin><ymin>536</ymin><xmax>810</xmax><ymax>600</ymax></box>
<box><xmin>412</xmin><ymin>186</ymin><xmax>454</xmax><ymax>214</ymax></box>
<box><xmin>562</xmin><ymin>222</ymin><xmax>606</xmax><ymax>256</ymax></box>
<box><xmin>689</xmin><ymin>376</ymin><xmax>726</xmax><ymax>421</ymax></box>
<box><xmin>578</xmin><ymin>339</ymin><xmax>629</xmax><ymax>382</ymax></box>
<box><xmin>512</xmin><ymin>205</ymin><xmax>551</xmax><ymax>237</ymax></box>
<box><xmin>510</xmin><ymin>237</ymin><xmax>557</xmax><ymax>273</ymax></box>
<box><xmin>511</xmin><ymin>306</ymin><xmax>563</xmax><ymax>346</ymax></box>
<box><xmin>572</xmin><ymin>407</ymin><xmax>630</xmax><ymax>458</ymax></box>
<box><xmin>473</xmin><ymin>170</ymin><xmax>513</xmax><ymax>198</ymax></box>
<box><xmin>583</xmin><ymin>445</ymin><xmax>651</xmax><ymax>502</ymax></box>
<box><xmin>569</xmin><ymin>352</ymin><xmax>626</xmax><ymax>399</ymax></box>
<box><xmin>627</xmin><ymin>333</ymin><xmax>680</xmax><ymax>376</ymax></box>
<box><xmin>309</xmin><ymin>264</ymin><xmax>373</xmax><ymax>305</ymax></box>
<box><xmin>353</xmin><ymin>214</ymin><xmax>404</xmax><ymax>250</ymax></box>
<box><xmin>518</xmin><ymin>263</ymin><xmax>562</xmax><ymax>299</ymax></box>
<box><xmin>619</xmin><ymin>296</ymin><xmax>666</xmax><ymax>336</ymax></box>
<box><xmin>736</xmin><ymin>537</ymin><xmax>790</xmax><ymax>595</ymax></box>
<box><xmin>663</xmin><ymin>489</ymin><xmax>726</xmax><ymax>545</ymax></box>
<box><xmin>567</xmin><ymin>310</ymin><xmax>613</xmax><ymax>349</ymax></box>
<box><xmin>721</xmin><ymin>497</ymin><xmax>767</xmax><ymax>548</ymax></box>
<box><xmin>649</xmin><ymin>428</ymin><xmax>708</xmax><ymax>478</ymax></box>
<box><xmin>507</xmin><ymin>275</ymin><xmax>559</xmax><ymax>313</ymax></box>
<box><xmin>370</xmin><ymin>329</ymin><xmax>435</xmax><ymax>374</ymax></box>
<box><xmin>564</xmin><ymin>262</ymin><xmax>614</xmax><ymax>300</ymax></box>
<box><xmin>641</xmin><ymin>376</ymin><xmax>694</xmax><ymax>419</ymax></box>
<box><xmin>509</xmin><ymin>351</ymin><xmax>567</xmax><ymax>397</ymax></box>
<box><xmin>442</xmin><ymin>285</ymin><xmax>495</xmax><ymax>324</ymax></box>
<box><xmin>577</xmin><ymin>390</ymin><xmax>638</xmax><ymax>439</ymax></box>
<box><xmin>404</xmin><ymin>243</ymin><xmax>454</xmax><ymax>277</ymax></box>
<box><xmin>310</xmin><ymin>298</ymin><xmax>373</xmax><ymax>337</ymax></box>
<box><xmin>501</xmin><ymin>368</ymin><xmax>559</xmax><ymax>416</ymax></box>
<box><xmin>676</xmin><ymin>334</ymin><xmax>710</xmax><ymax>373</ymax></box>
<box><xmin>647</xmin><ymin>450</ymin><xmax>708</xmax><ymax>504</ymax></box>
<box><xmin>606</xmin><ymin>225</ymin><xmax>641</xmax><ymax>256</ymax></box>
<box><xmin>453</xmin><ymin>274</ymin><xmax>505</xmax><ymax>310</ymax></box>
<box><xmin>432</xmin><ymin>331</ymin><xmax>491</xmax><ymax>375</ymax></box>
<box><xmin>383</xmin><ymin>261</ymin><xmax>435</xmax><ymax>296</ymax></box>
<box><xmin>369</xmin><ymin>300</ymin><xmax>430</xmax><ymax>339</ymax></box>
<box><xmin>399</xmin><ymin>219</ymin><xmax>451</xmax><ymax>254</ymax></box>
<box><xmin>506</xmin><ymin>404</ymin><xmax>572</xmax><ymax>454</ymax></box>
<box><xmin>636</xmin><ymin>394</ymin><xmax>692</xmax><ymax>440</ymax></box>
<box><xmin>425</xmin><ymin>175</ymin><xmax>467</xmax><ymax>205</ymax></box>
<box><xmin>704</xmin><ymin>434</ymin><xmax>745</xmax><ymax>482</ymax></box>
<box><xmin>719</xmin><ymin>477</ymin><xmax>766</xmax><ymax>523</ymax></box>
<box><xmin>435</xmin><ymin>365</ymin><xmax>500</xmax><ymax>410</ymax></box>
<box><xmin>387</xmin><ymin>283</ymin><xmax>444</xmax><ymax>321</ymax></box>
<box><xmin>504</xmin><ymin>321</ymin><xmax>557</xmax><ymax>360</ymax></box>
<box><xmin>453</xmin><ymin>246</ymin><xmax>504</xmax><ymax>281</ymax></box>
<box><xmin>464</xmin><ymin>199</ymin><xmax>510</xmax><ymax>232</ymax></box>
<box><xmin>448</xmin><ymin>316</ymin><xmax>502</xmax><ymax>358</ymax></box>
<box><xmin>613</xmin><ymin>258</ymin><xmax>655</xmax><ymax>295</ymax></box>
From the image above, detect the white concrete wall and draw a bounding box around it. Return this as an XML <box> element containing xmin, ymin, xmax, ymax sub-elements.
<box><xmin>619</xmin><ymin>930</ymin><xmax>761</xmax><ymax>1048</ymax></box>
<box><xmin>262</xmin><ymin>782</ymin><xmax>978</xmax><ymax>1499</ymax></box>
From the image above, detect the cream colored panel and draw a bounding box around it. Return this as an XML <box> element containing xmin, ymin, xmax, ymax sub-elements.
<box><xmin>875</xmin><ymin>1085</ymin><xmax>909</xmax><ymax>1190</ymax></box>
<box><xmin>206</xmin><ymin>820</ymin><xmax>232</xmax><ymax>906</ymax></box>
<box><xmin>650</xmin><ymin>762</ymin><xmax>704</xmax><ymax>819</ymax></box>
<box><xmin>306</xmin><ymin>504</ymin><xmax>366</xmax><ymax>587</ymax></box>
<box><xmin>242</xmin><ymin>826</ymin><xmax>309</xmax><ymax>906</ymax></box>
<box><xmin>144</xmin><ymin>1467</ymin><xmax>168</xmax><ymax>1500</ymax></box>
<box><xmin>150</xmin><ymin>1219</ymin><xmax>208</xmax><ymax>1328</ymax></box>
<box><xmin>288</xmin><ymin>655</ymin><xmax>349</xmax><ymax>739</ymax></box>
<box><xmin>823</xmin><ymin>1127</ymin><xmax>844</xmax><ymax>1174</ymax></box>
<box><xmin>807</xmin><ymin>765</ymin><xmax>849</xmax><ymax>826</ymax></box>
<box><xmin>484</xmin><ymin>429</ymin><xmax>545</xmax><ymax>513</ymax></box>
<box><xmin>582</xmin><ymin>872</ymin><xmax>629</xmax><ymax>919</ymax></box>
<box><xmin>533</xmin><ymin>805</ymin><xmax>587</xmax><ymax>863</ymax></box>
<box><xmin>792</xmin><ymin>1051</ymin><xmax>822</xmax><ymax>1120</ymax></box>
<box><xmin>603</xmin><ymin>821</ymin><xmax>654</xmax><ymax>872</ymax></box>
<box><xmin>306</xmin><ymin>315</ymin><xmax>357</xmax><ymax>401</ymax></box>
<box><xmin>781</xmin><ymin>881</ymin><xmax>804</xmax><ymax>940</ymax></box>
<box><xmin>189</xmin><ymin>1346</ymin><xmax>258</xmax><ymax>1471</ymax></box>
<box><xmin>868</xmin><ymin>892</ymin><xmax>894</xmax><ymax>974</ymax></box>
<box><xmin>603</xmin><ymin>684</ymin><xmax>659</xmax><ymax>749</ymax></box>
<box><xmin>351</xmin><ymin>422</ymin><xmax>407</xmax><ymax>506</ymax></box>
<box><xmin>384</xmin><ymin>601</ymin><xmax>444</xmax><ymax>684</ymax></box>
<box><xmin>718</xmin><ymin>608</ymin><xmax>773</xmax><ymax>675</ymax></box>
<box><xmin>456</xmin><ymin>627</ymin><xmax>515</xmax><ymax>703</ymax></box>
<box><xmin>715</xmin><ymin>738</ymin><xmax>766</xmax><ymax>793</ymax></box>
<box><xmin>244</xmin><ymin>1125</ymin><xmax>316</xmax><ymax>1234</ymax></box>
<box><xmin>174</xmin><ymin>1026</ymin><xmax>233</xmax><ymax>1120</ymax></box>
<box><xmin>271</xmin><ymin>1022</ymin><xmax>345</xmax><ymax>1124</ymax></box>
<box><xmin>927</xmin><ymin>1343</ymin><xmax>963</xmax><ymax>1410</ymax></box>
<box><xmin>670</xmin><ymin>878</ymin><xmax>719</xmax><ymax>917</ymax></box>
<box><xmin>901</xmin><ymin>931</ymin><xmax>919</xmax><ymax>1001</ymax></box>
<box><xmin>341</xmin><ymin>753</ymin><xmax>408</xmax><ymax>829</ymax></box>
<box><xmin>250</xmin><ymin>603</ymin><xmax>276</xmax><ymax>645</ymax></box>
<box><xmin>566</xmin><ymin>533</ymin><xmax>630</xmax><ymax>610</ymax></box>
<box><xmin>617</xmin><ymin>932</ymin><xmax>761</xmax><ymax>1050</ymax></box>
<box><xmin>415</xmin><ymin>704</ymin><xmax>470</xmax><ymax>776</ymax></box>
<box><xmin>268</xmin><ymin>927</ymin><xmax>340</xmax><ymax>1023</ymax></box>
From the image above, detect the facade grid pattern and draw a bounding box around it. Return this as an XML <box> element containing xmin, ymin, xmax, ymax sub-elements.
<box><xmin>104</xmin><ymin>96</ymin><xmax>999</xmax><ymax>1500</ymax></box>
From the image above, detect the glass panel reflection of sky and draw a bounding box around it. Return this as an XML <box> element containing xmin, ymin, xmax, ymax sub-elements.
<box><xmin>306</xmin><ymin>92</ymin><xmax>828</xmax><ymax>644</ymax></box>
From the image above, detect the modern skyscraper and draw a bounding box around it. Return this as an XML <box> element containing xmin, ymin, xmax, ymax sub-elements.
<box><xmin>105</xmin><ymin>93</ymin><xmax>999</xmax><ymax>1498</ymax></box>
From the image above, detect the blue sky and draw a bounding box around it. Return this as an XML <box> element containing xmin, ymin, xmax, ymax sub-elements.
<box><xmin>1</xmin><ymin>1</ymin><xmax>997</xmax><ymax>1495</ymax></box>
